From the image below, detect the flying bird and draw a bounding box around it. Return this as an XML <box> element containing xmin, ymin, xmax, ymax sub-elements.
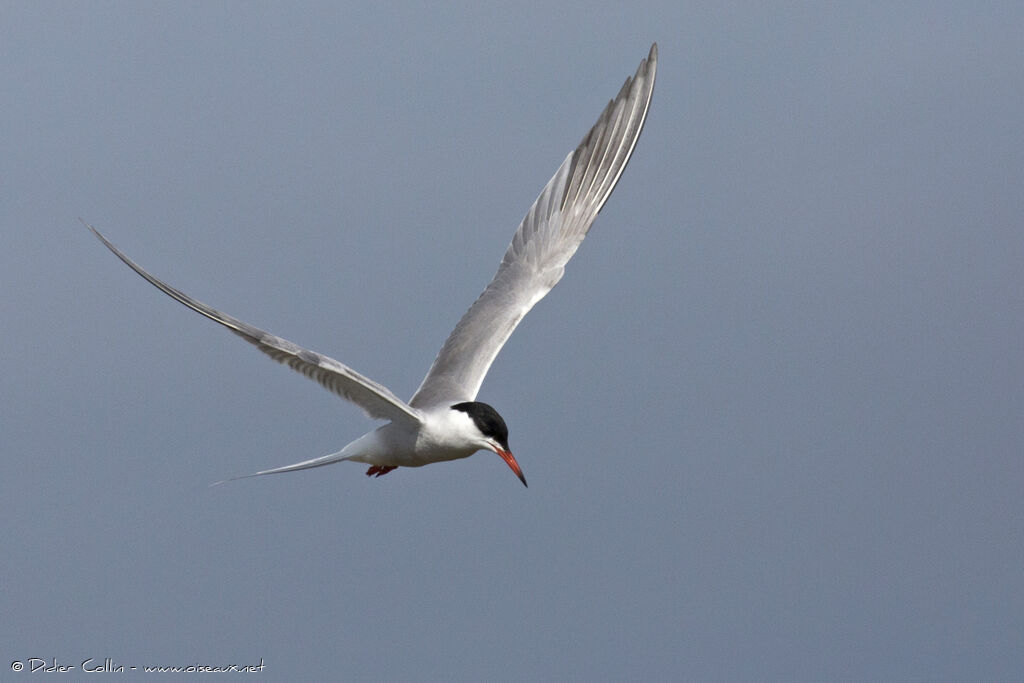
<box><xmin>85</xmin><ymin>44</ymin><xmax>657</xmax><ymax>487</ymax></box>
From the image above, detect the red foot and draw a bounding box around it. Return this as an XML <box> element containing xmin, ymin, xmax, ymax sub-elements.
<box><xmin>365</xmin><ymin>465</ymin><xmax>398</xmax><ymax>478</ymax></box>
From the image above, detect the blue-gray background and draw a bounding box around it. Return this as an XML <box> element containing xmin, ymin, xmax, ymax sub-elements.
<box><xmin>4</xmin><ymin>2</ymin><xmax>1022</xmax><ymax>680</ymax></box>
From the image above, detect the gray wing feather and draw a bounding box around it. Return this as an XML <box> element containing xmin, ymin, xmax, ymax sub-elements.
<box><xmin>84</xmin><ymin>222</ymin><xmax>422</xmax><ymax>426</ymax></box>
<box><xmin>409</xmin><ymin>43</ymin><xmax>657</xmax><ymax>408</ymax></box>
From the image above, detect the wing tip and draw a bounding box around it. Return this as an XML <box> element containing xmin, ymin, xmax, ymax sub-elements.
<box><xmin>81</xmin><ymin>217</ymin><xmax>112</xmax><ymax>249</ymax></box>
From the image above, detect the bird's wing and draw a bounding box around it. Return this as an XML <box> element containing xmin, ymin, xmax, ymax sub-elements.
<box><xmin>409</xmin><ymin>43</ymin><xmax>657</xmax><ymax>408</ymax></box>
<box><xmin>85</xmin><ymin>222</ymin><xmax>423</xmax><ymax>426</ymax></box>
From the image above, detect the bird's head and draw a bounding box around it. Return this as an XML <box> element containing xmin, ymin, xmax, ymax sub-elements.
<box><xmin>451</xmin><ymin>401</ymin><xmax>527</xmax><ymax>487</ymax></box>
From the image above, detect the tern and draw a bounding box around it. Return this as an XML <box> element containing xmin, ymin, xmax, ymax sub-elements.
<box><xmin>85</xmin><ymin>44</ymin><xmax>657</xmax><ymax>487</ymax></box>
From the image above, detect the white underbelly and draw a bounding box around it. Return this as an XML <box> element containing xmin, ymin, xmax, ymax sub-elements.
<box><xmin>340</xmin><ymin>422</ymin><xmax>480</xmax><ymax>467</ymax></box>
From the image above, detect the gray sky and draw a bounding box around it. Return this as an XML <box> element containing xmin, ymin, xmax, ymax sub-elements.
<box><xmin>4</xmin><ymin>2</ymin><xmax>1023</xmax><ymax>680</ymax></box>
